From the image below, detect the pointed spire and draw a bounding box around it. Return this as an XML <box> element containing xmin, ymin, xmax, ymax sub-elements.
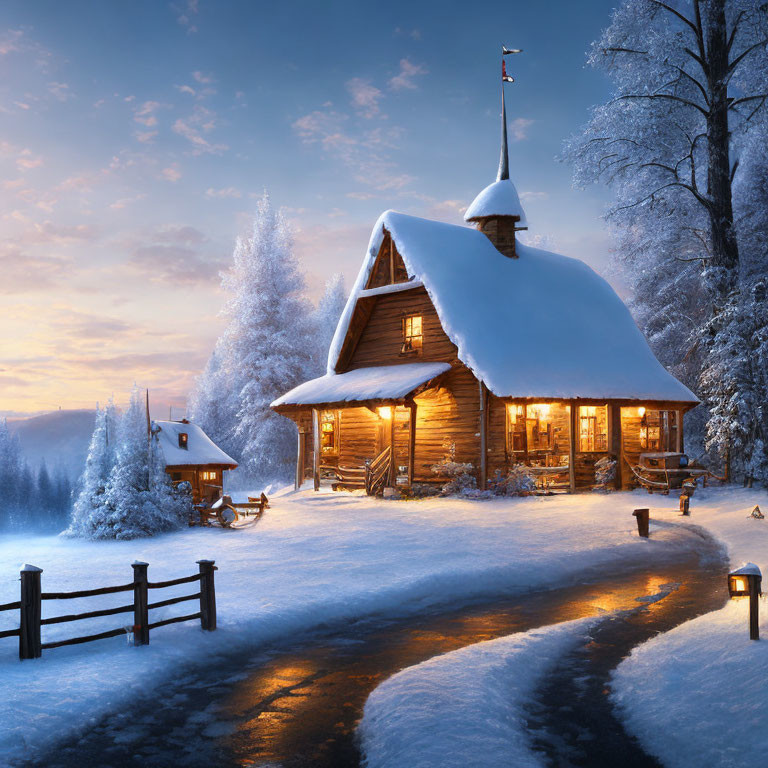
<box><xmin>497</xmin><ymin>85</ymin><xmax>509</xmax><ymax>182</ymax></box>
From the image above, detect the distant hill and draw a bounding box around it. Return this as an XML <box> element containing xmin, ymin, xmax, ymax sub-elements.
<box><xmin>9</xmin><ymin>409</ymin><xmax>95</xmax><ymax>480</ymax></box>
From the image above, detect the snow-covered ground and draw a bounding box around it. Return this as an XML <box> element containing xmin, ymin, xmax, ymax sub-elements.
<box><xmin>611</xmin><ymin>485</ymin><xmax>768</xmax><ymax>768</ymax></box>
<box><xmin>0</xmin><ymin>488</ymin><xmax>695</xmax><ymax>763</ymax></box>
<box><xmin>359</xmin><ymin>617</ymin><xmax>599</xmax><ymax>768</ymax></box>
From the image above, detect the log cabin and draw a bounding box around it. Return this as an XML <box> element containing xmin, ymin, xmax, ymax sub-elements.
<box><xmin>154</xmin><ymin>419</ymin><xmax>237</xmax><ymax>503</ymax></box>
<box><xmin>272</xmin><ymin>84</ymin><xmax>699</xmax><ymax>494</ymax></box>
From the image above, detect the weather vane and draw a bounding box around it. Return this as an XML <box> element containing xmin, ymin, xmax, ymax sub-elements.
<box><xmin>502</xmin><ymin>45</ymin><xmax>522</xmax><ymax>83</ymax></box>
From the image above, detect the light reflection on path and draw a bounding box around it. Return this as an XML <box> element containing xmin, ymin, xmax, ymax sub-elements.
<box><xmin>37</xmin><ymin>531</ymin><xmax>727</xmax><ymax>768</ymax></box>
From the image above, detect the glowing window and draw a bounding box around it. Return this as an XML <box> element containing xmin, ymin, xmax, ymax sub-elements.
<box><xmin>201</xmin><ymin>470</ymin><xmax>218</xmax><ymax>482</ymax></box>
<box><xmin>178</xmin><ymin>432</ymin><xmax>188</xmax><ymax>449</ymax></box>
<box><xmin>320</xmin><ymin>410</ymin><xmax>339</xmax><ymax>455</ymax></box>
<box><xmin>579</xmin><ymin>405</ymin><xmax>608</xmax><ymax>452</ymax></box>
<box><xmin>401</xmin><ymin>315</ymin><xmax>423</xmax><ymax>354</ymax></box>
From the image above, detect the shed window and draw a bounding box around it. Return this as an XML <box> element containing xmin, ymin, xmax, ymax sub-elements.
<box><xmin>201</xmin><ymin>470</ymin><xmax>218</xmax><ymax>482</ymax></box>
<box><xmin>320</xmin><ymin>410</ymin><xmax>339</xmax><ymax>455</ymax></box>
<box><xmin>178</xmin><ymin>432</ymin><xmax>188</xmax><ymax>449</ymax></box>
<box><xmin>401</xmin><ymin>315</ymin><xmax>423</xmax><ymax>355</ymax></box>
<box><xmin>579</xmin><ymin>405</ymin><xmax>608</xmax><ymax>452</ymax></box>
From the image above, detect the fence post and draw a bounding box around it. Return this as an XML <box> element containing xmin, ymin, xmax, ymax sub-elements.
<box><xmin>19</xmin><ymin>565</ymin><xmax>42</xmax><ymax>660</ymax></box>
<box><xmin>633</xmin><ymin>508</ymin><xmax>650</xmax><ymax>538</ymax></box>
<box><xmin>132</xmin><ymin>561</ymin><xmax>150</xmax><ymax>646</ymax></box>
<box><xmin>197</xmin><ymin>560</ymin><xmax>217</xmax><ymax>631</ymax></box>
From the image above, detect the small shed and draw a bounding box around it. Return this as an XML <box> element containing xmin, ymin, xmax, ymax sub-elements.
<box><xmin>154</xmin><ymin>419</ymin><xmax>237</xmax><ymax>503</ymax></box>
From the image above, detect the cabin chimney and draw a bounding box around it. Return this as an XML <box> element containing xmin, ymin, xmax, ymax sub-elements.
<box><xmin>464</xmin><ymin>52</ymin><xmax>527</xmax><ymax>258</ymax></box>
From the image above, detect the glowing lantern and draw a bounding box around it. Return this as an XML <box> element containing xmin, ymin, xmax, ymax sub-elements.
<box><xmin>378</xmin><ymin>406</ymin><xmax>393</xmax><ymax>420</ymax></box>
<box><xmin>728</xmin><ymin>563</ymin><xmax>762</xmax><ymax>641</ymax></box>
<box><xmin>638</xmin><ymin>406</ymin><xmax>646</xmax><ymax>417</ymax></box>
<box><xmin>728</xmin><ymin>563</ymin><xmax>761</xmax><ymax>598</ymax></box>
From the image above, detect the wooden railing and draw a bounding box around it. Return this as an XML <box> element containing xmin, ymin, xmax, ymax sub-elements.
<box><xmin>365</xmin><ymin>446</ymin><xmax>392</xmax><ymax>496</ymax></box>
<box><xmin>0</xmin><ymin>560</ymin><xmax>217</xmax><ymax>660</ymax></box>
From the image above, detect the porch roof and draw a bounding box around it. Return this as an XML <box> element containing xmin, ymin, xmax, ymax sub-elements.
<box><xmin>271</xmin><ymin>362</ymin><xmax>451</xmax><ymax>409</ymax></box>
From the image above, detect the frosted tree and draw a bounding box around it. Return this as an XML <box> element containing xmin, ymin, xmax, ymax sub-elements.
<box><xmin>66</xmin><ymin>400</ymin><xmax>119</xmax><ymax>537</ymax></box>
<box><xmin>85</xmin><ymin>387</ymin><xmax>188</xmax><ymax>540</ymax></box>
<box><xmin>312</xmin><ymin>272</ymin><xmax>347</xmax><ymax>374</ymax></box>
<box><xmin>567</xmin><ymin>0</ymin><xmax>768</xmax><ymax>480</ymax></box>
<box><xmin>224</xmin><ymin>193</ymin><xmax>316</xmax><ymax>482</ymax></box>
<box><xmin>188</xmin><ymin>343</ymin><xmax>240</xmax><ymax>460</ymax></box>
<box><xmin>0</xmin><ymin>418</ymin><xmax>23</xmax><ymax>528</ymax></box>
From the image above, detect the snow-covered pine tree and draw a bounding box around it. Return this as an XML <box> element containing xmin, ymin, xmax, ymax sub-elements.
<box><xmin>227</xmin><ymin>193</ymin><xmax>316</xmax><ymax>482</ymax></box>
<box><xmin>92</xmin><ymin>387</ymin><xmax>187</xmax><ymax>540</ymax></box>
<box><xmin>566</xmin><ymin>0</ymin><xmax>768</xmax><ymax>481</ymax></box>
<box><xmin>0</xmin><ymin>418</ymin><xmax>23</xmax><ymax>528</ymax></box>
<box><xmin>188</xmin><ymin>342</ymin><xmax>240</xmax><ymax>461</ymax></box>
<box><xmin>194</xmin><ymin>192</ymin><xmax>315</xmax><ymax>485</ymax></box>
<box><xmin>66</xmin><ymin>400</ymin><xmax>119</xmax><ymax>537</ymax></box>
<box><xmin>35</xmin><ymin>460</ymin><xmax>54</xmax><ymax>524</ymax></box>
<box><xmin>312</xmin><ymin>272</ymin><xmax>347</xmax><ymax>374</ymax></box>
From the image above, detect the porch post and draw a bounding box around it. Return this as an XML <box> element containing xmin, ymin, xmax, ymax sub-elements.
<box><xmin>609</xmin><ymin>404</ymin><xmax>622</xmax><ymax>490</ymax></box>
<box><xmin>478</xmin><ymin>382</ymin><xmax>488</xmax><ymax>491</ymax></box>
<box><xmin>387</xmin><ymin>405</ymin><xmax>396</xmax><ymax>487</ymax></box>
<box><xmin>675</xmin><ymin>409</ymin><xmax>683</xmax><ymax>453</ymax></box>
<box><xmin>408</xmin><ymin>402</ymin><xmax>416</xmax><ymax>487</ymax></box>
<box><xmin>311</xmin><ymin>408</ymin><xmax>320</xmax><ymax>491</ymax></box>
<box><xmin>568</xmin><ymin>401</ymin><xmax>578</xmax><ymax>493</ymax></box>
<box><xmin>295</xmin><ymin>427</ymin><xmax>304</xmax><ymax>491</ymax></box>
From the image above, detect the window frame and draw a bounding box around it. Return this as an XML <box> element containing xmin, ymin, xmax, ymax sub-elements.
<box><xmin>401</xmin><ymin>314</ymin><xmax>423</xmax><ymax>356</ymax></box>
<box><xmin>178</xmin><ymin>432</ymin><xmax>188</xmax><ymax>450</ymax></box>
<box><xmin>320</xmin><ymin>410</ymin><xmax>340</xmax><ymax>456</ymax></box>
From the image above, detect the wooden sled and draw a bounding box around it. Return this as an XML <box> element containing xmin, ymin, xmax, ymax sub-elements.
<box><xmin>193</xmin><ymin>492</ymin><xmax>269</xmax><ymax>529</ymax></box>
<box><xmin>624</xmin><ymin>459</ymin><xmax>723</xmax><ymax>495</ymax></box>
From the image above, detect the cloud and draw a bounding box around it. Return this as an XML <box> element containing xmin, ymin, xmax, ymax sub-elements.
<box><xmin>0</xmin><ymin>244</ymin><xmax>71</xmax><ymax>293</ymax></box>
<box><xmin>110</xmin><ymin>194</ymin><xmax>146</xmax><ymax>210</ymax></box>
<box><xmin>0</xmin><ymin>29</ymin><xmax>23</xmax><ymax>56</ymax></box>
<box><xmin>509</xmin><ymin>117</ymin><xmax>534</xmax><ymax>142</ymax></box>
<box><xmin>153</xmin><ymin>225</ymin><xmax>208</xmax><ymax>245</ymax></box>
<box><xmin>519</xmin><ymin>190</ymin><xmax>549</xmax><ymax>202</ymax></box>
<box><xmin>346</xmin><ymin>78</ymin><xmax>383</xmax><ymax>118</ymax></box>
<box><xmin>192</xmin><ymin>71</ymin><xmax>214</xmax><ymax>84</ymax></box>
<box><xmin>293</xmin><ymin>107</ymin><xmax>414</xmax><ymax>191</ymax></box>
<box><xmin>388</xmin><ymin>58</ymin><xmax>427</xmax><ymax>91</ymax></box>
<box><xmin>205</xmin><ymin>186</ymin><xmax>241</xmax><ymax>198</ymax></box>
<box><xmin>172</xmin><ymin>105</ymin><xmax>228</xmax><ymax>155</ymax></box>
<box><xmin>135</xmin><ymin>130</ymin><xmax>158</xmax><ymax>143</ymax></box>
<box><xmin>9</xmin><ymin>216</ymin><xmax>98</xmax><ymax>245</ymax></box>
<box><xmin>172</xmin><ymin>0</ymin><xmax>199</xmax><ymax>34</ymax></box>
<box><xmin>133</xmin><ymin>100</ymin><xmax>166</xmax><ymax>127</ymax></box>
<box><xmin>47</xmin><ymin>81</ymin><xmax>72</xmax><ymax>102</ymax></box>
<box><xmin>175</xmin><ymin>84</ymin><xmax>196</xmax><ymax>96</ymax></box>
<box><xmin>161</xmin><ymin>165</ymin><xmax>182</xmax><ymax>182</ymax></box>
<box><xmin>129</xmin><ymin>243</ymin><xmax>224</xmax><ymax>284</ymax></box>
<box><xmin>16</xmin><ymin>149</ymin><xmax>43</xmax><ymax>170</ymax></box>
<box><xmin>394</xmin><ymin>27</ymin><xmax>421</xmax><ymax>40</ymax></box>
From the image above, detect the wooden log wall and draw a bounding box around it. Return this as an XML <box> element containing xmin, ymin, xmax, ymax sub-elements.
<box><xmin>621</xmin><ymin>408</ymin><xmax>645</xmax><ymax>489</ymax></box>
<box><xmin>366</xmin><ymin>233</ymin><xmax>411</xmax><ymax>288</ymax></box>
<box><xmin>413</xmin><ymin>365</ymin><xmax>480</xmax><ymax>481</ymax></box>
<box><xmin>338</xmin><ymin>407</ymin><xmax>379</xmax><ymax>468</ymax></box>
<box><xmin>347</xmin><ymin>286</ymin><xmax>457</xmax><ymax>370</ymax></box>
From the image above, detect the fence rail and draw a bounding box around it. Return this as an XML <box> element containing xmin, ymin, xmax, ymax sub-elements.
<box><xmin>0</xmin><ymin>560</ymin><xmax>217</xmax><ymax>660</ymax></box>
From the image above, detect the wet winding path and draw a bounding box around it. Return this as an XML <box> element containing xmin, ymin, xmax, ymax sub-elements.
<box><xmin>34</xmin><ymin>525</ymin><xmax>727</xmax><ymax>768</ymax></box>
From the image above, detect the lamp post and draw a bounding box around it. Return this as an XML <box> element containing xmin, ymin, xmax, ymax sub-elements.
<box><xmin>728</xmin><ymin>563</ymin><xmax>762</xmax><ymax>641</ymax></box>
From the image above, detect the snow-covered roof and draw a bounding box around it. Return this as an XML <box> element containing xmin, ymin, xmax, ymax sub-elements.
<box><xmin>464</xmin><ymin>179</ymin><xmax>527</xmax><ymax>226</ymax></box>
<box><xmin>328</xmin><ymin>211</ymin><xmax>698</xmax><ymax>403</ymax></box>
<box><xmin>153</xmin><ymin>420</ymin><xmax>237</xmax><ymax>468</ymax></box>
<box><xmin>271</xmin><ymin>362</ymin><xmax>451</xmax><ymax>408</ymax></box>
<box><xmin>729</xmin><ymin>562</ymin><xmax>762</xmax><ymax>577</ymax></box>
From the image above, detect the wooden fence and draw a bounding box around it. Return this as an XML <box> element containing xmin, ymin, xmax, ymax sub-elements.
<box><xmin>0</xmin><ymin>560</ymin><xmax>217</xmax><ymax>660</ymax></box>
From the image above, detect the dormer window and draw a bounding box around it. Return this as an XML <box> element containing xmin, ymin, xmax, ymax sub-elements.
<box><xmin>178</xmin><ymin>432</ymin><xmax>188</xmax><ymax>450</ymax></box>
<box><xmin>401</xmin><ymin>315</ymin><xmax>423</xmax><ymax>355</ymax></box>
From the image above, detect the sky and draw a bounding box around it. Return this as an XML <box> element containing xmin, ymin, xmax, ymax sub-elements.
<box><xmin>0</xmin><ymin>0</ymin><xmax>620</xmax><ymax>417</ymax></box>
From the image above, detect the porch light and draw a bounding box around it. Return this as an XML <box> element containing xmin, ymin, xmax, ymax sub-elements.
<box><xmin>638</xmin><ymin>406</ymin><xmax>646</xmax><ymax>417</ymax></box>
<box><xmin>378</xmin><ymin>406</ymin><xmax>393</xmax><ymax>420</ymax></box>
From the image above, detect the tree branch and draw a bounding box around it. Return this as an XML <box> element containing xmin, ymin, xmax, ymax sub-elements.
<box><xmin>615</xmin><ymin>92</ymin><xmax>709</xmax><ymax>116</ymax></box>
<box><xmin>647</xmin><ymin>0</ymin><xmax>698</xmax><ymax>33</ymax></box>
<box><xmin>727</xmin><ymin>37</ymin><xmax>768</xmax><ymax>75</ymax></box>
<box><xmin>608</xmin><ymin>181</ymin><xmax>711</xmax><ymax>216</ymax></box>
